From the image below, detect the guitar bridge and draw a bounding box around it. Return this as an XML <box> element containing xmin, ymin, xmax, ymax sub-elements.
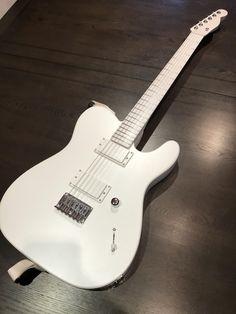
<box><xmin>55</xmin><ymin>193</ymin><xmax>92</xmax><ymax>223</ymax></box>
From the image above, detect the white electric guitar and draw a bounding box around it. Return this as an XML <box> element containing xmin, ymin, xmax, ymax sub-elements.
<box><xmin>0</xmin><ymin>10</ymin><xmax>227</xmax><ymax>289</ymax></box>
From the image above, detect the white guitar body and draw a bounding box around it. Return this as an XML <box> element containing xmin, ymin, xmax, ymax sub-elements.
<box><xmin>0</xmin><ymin>103</ymin><xmax>179</xmax><ymax>288</ymax></box>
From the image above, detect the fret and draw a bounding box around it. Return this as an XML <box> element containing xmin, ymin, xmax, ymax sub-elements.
<box><xmin>136</xmin><ymin>102</ymin><xmax>147</xmax><ymax>109</ymax></box>
<box><xmin>121</xmin><ymin>121</ymin><xmax>139</xmax><ymax>130</ymax></box>
<box><xmin>127</xmin><ymin>112</ymin><xmax>146</xmax><ymax>121</ymax></box>
<box><xmin>122</xmin><ymin>119</ymin><xmax>136</xmax><ymax>127</ymax></box>
<box><xmin>111</xmin><ymin>32</ymin><xmax>203</xmax><ymax>148</ymax></box>
<box><xmin>118</xmin><ymin>127</ymin><xmax>138</xmax><ymax>137</ymax></box>
<box><xmin>117</xmin><ymin>126</ymin><xmax>136</xmax><ymax>135</ymax></box>
<box><xmin>116</xmin><ymin>131</ymin><xmax>135</xmax><ymax>140</ymax></box>
<box><xmin>132</xmin><ymin>107</ymin><xmax>145</xmax><ymax>113</ymax></box>
<box><xmin>116</xmin><ymin>132</ymin><xmax>135</xmax><ymax>141</ymax></box>
<box><xmin>121</xmin><ymin>127</ymin><xmax>141</xmax><ymax>137</ymax></box>
<box><xmin>116</xmin><ymin>127</ymin><xmax>136</xmax><ymax>136</ymax></box>
<box><xmin>145</xmin><ymin>91</ymin><xmax>154</xmax><ymax>97</ymax></box>
<box><xmin>111</xmin><ymin>135</ymin><xmax>132</xmax><ymax>145</ymax></box>
<box><xmin>129</xmin><ymin>112</ymin><xmax>150</xmax><ymax>121</ymax></box>
<box><xmin>125</xmin><ymin>118</ymin><xmax>144</xmax><ymax>128</ymax></box>
<box><xmin>130</xmin><ymin>112</ymin><xmax>149</xmax><ymax>120</ymax></box>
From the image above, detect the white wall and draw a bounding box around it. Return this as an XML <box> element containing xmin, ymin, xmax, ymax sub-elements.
<box><xmin>0</xmin><ymin>0</ymin><xmax>17</xmax><ymax>19</ymax></box>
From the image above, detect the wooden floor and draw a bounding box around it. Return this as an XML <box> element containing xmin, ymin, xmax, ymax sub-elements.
<box><xmin>0</xmin><ymin>1</ymin><xmax>236</xmax><ymax>313</ymax></box>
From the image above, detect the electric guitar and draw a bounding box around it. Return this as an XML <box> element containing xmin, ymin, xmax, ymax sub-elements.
<box><xmin>0</xmin><ymin>9</ymin><xmax>228</xmax><ymax>289</ymax></box>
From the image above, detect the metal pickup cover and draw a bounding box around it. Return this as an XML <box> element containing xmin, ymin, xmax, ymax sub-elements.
<box><xmin>95</xmin><ymin>138</ymin><xmax>133</xmax><ymax>167</ymax></box>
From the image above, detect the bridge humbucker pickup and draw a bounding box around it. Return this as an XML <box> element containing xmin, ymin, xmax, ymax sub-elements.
<box><xmin>55</xmin><ymin>193</ymin><xmax>92</xmax><ymax>224</ymax></box>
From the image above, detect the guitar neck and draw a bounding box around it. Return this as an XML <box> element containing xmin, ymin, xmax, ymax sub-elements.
<box><xmin>111</xmin><ymin>32</ymin><xmax>203</xmax><ymax>148</ymax></box>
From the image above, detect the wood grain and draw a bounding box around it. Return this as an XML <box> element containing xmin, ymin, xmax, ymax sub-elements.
<box><xmin>0</xmin><ymin>0</ymin><xmax>236</xmax><ymax>313</ymax></box>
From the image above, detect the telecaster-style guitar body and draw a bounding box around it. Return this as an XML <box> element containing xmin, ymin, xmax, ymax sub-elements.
<box><xmin>0</xmin><ymin>103</ymin><xmax>179</xmax><ymax>288</ymax></box>
<box><xmin>0</xmin><ymin>9</ymin><xmax>227</xmax><ymax>289</ymax></box>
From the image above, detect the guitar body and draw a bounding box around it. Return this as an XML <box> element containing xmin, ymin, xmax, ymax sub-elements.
<box><xmin>0</xmin><ymin>103</ymin><xmax>179</xmax><ymax>288</ymax></box>
<box><xmin>0</xmin><ymin>8</ymin><xmax>228</xmax><ymax>289</ymax></box>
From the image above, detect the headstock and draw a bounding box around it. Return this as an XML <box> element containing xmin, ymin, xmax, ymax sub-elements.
<box><xmin>190</xmin><ymin>9</ymin><xmax>228</xmax><ymax>37</ymax></box>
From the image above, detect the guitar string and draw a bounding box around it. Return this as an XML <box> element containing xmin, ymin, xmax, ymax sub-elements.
<box><xmin>71</xmin><ymin>30</ymin><xmax>196</xmax><ymax>198</ymax></box>
<box><xmin>69</xmin><ymin>96</ymin><xmax>157</xmax><ymax>199</ymax></box>
<box><xmin>68</xmin><ymin>33</ymin><xmax>203</xmax><ymax>206</ymax></box>
<box><xmin>68</xmin><ymin>103</ymin><xmax>153</xmax><ymax>197</ymax></box>
<box><xmin>69</xmin><ymin>139</ymin><xmax>114</xmax><ymax>193</ymax></box>
<box><xmin>70</xmin><ymin>136</ymin><xmax>133</xmax><ymax>202</ymax></box>
<box><xmin>71</xmin><ymin>141</ymin><xmax>116</xmax><ymax>196</ymax></box>
<box><xmin>71</xmin><ymin>33</ymin><xmax>203</xmax><ymax>203</ymax></box>
<box><xmin>69</xmin><ymin>137</ymin><xmax>125</xmax><ymax>200</ymax></box>
<box><xmin>69</xmin><ymin>33</ymin><xmax>202</xmax><ymax>203</ymax></box>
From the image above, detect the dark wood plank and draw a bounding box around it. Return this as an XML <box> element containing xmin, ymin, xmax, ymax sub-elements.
<box><xmin>0</xmin><ymin>1</ymin><xmax>236</xmax><ymax>314</ymax></box>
